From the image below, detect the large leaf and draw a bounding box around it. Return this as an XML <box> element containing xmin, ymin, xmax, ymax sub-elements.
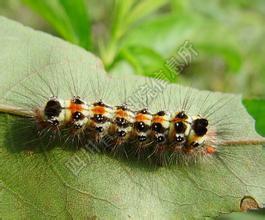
<box><xmin>0</xmin><ymin>17</ymin><xmax>265</xmax><ymax>219</ymax></box>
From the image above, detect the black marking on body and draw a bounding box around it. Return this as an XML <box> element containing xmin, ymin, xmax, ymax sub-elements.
<box><xmin>138</xmin><ymin>108</ymin><xmax>150</xmax><ymax>115</ymax></box>
<box><xmin>156</xmin><ymin>134</ymin><xmax>166</xmax><ymax>143</ymax></box>
<box><xmin>117</xmin><ymin>130</ymin><xmax>126</xmax><ymax>137</ymax></box>
<box><xmin>175</xmin><ymin>111</ymin><xmax>188</xmax><ymax>119</ymax></box>
<box><xmin>191</xmin><ymin>142</ymin><xmax>200</xmax><ymax>148</ymax></box>
<box><xmin>47</xmin><ymin>118</ymin><xmax>59</xmax><ymax>127</ymax></box>
<box><xmin>157</xmin><ymin>111</ymin><xmax>165</xmax><ymax>116</ymax></box>
<box><xmin>174</xmin><ymin>122</ymin><xmax>186</xmax><ymax>133</ymax></box>
<box><xmin>72</xmin><ymin>97</ymin><xmax>84</xmax><ymax>104</ymax></box>
<box><xmin>74</xmin><ymin>124</ymin><xmax>82</xmax><ymax>129</ymax></box>
<box><xmin>138</xmin><ymin>135</ymin><xmax>147</xmax><ymax>142</ymax></box>
<box><xmin>135</xmin><ymin>121</ymin><xmax>149</xmax><ymax>132</ymax></box>
<box><xmin>91</xmin><ymin>114</ymin><xmax>108</xmax><ymax>124</ymax></box>
<box><xmin>95</xmin><ymin>126</ymin><xmax>104</xmax><ymax>133</ymax></box>
<box><xmin>115</xmin><ymin>117</ymin><xmax>130</xmax><ymax>128</ymax></box>
<box><xmin>116</xmin><ymin>105</ymin><xmax>128</xmax><ymax>111</ymax></box>
<box><xmin>93</xmin><ymin>101</ymin><xmax>112</xmax><ymax>109</ymax></box>
<box><xmin>93</xmin><ymin>101</ymin><xmax>105</xmax><ymax>107</ymax></box>
<box><xmin>72</xmin><ymin>111</ymin><xmax>85</xmax><ymax>121</ymax></box>
<box><xmin>152</xmin><ymin>123</ymin><xmax>165</xmax><ymax>133</ymax></box>
<box><xmin>175</xmin><ymin>135</ymin><xmax>184</xmax><ymax>143</ymax></box>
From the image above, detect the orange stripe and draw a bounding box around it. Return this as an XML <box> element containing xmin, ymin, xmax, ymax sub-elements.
<box><xmin>69</xmin><ymin>103</ymin><xmax>83</xmax><ymax>112</ymax></box>
<box><xmin>116</xmin><ymin>109</ymin><xmax>128</xmax><ymax>118</ymax></box>
<box><xmin>135</xmin><ymin>113</ymin><xmax>150</xmax><ymax>122</ymax></box>
<box><xmin>172</xmin><ymin>118</ymin><xmax>183</xmax><ymax>123</ymax></box>
<box><xmin>152</xmin><ymin>116</ymin><xmax>165</xmax><ymax>123</ymax></box>
<box><xmin>92</xmin><ymin>106</ymin><xmax>106</xmax><ymax>115</ymax></box>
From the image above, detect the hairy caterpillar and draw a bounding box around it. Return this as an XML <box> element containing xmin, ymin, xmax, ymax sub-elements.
<box><xmin>0</xmin><ymin>57</ymin><xmax>264</xmax><ymax>166</ymax></box>
<box><xmin>2</xmin><ymin>17</ymin><xmax>265</xmax><ymax>220</ymax></box>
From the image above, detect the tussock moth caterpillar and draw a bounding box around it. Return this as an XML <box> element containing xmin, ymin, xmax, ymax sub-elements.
<box><xmin>0</xmin><ymin>60</ymin><xmax>264</xmax><ymax>167</ymax></box>
<box><xmin>1</xmin><ymin>17</ymin><xmax>265</xmax><ymax>220</ymax></box>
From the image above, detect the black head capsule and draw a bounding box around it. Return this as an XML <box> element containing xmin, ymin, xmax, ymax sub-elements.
<box><xmin>44</xmin><ymin>99</ymin><xmax>62</xmax><ymax>118</ymax></box>
<box><xmin>192</xmin><ymin>118</ymin><xmax>208</xmax><ymax>136</ymax></box>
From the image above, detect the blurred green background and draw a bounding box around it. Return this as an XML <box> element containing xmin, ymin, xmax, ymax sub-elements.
<box><xmin>1</xmin><ymin>0</ymin><xmax>265</xmax><ymax>98</ymax></box>
<box><xmin>0</xmin><ymin>0</ymin><xmax>265</xmax><ymax>218</ymax></box>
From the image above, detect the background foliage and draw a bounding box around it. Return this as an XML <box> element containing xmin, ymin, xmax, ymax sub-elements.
<box><xmin>0</xmin><ymin>0</ymin><xmax>265</xmax><ymax>219</ymax></box>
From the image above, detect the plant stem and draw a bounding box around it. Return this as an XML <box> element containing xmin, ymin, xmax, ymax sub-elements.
<box><xmin>0</xmin><ymin>104</ymin><xmax>34</xmax><ymax>118</ymax></box>
<box><xmin>220</xmin><ymin>139</ymin><xmax>265</xmax><ymax>146</ymax></box>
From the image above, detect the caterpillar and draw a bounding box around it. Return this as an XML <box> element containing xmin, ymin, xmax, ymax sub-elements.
<box><xmin>1</xmin><ymin>18</ymin><xmax>265</xmax><ymax>220</ymax></box>
<box><xmin>32</xmin><ymin>95</ymin><xmax>210</xmax><ymax>152</ymax></box>
<box><xmin>0</xmin><ymin>61</ymin><xmax>264</xmax><ymax>166</ymax></box>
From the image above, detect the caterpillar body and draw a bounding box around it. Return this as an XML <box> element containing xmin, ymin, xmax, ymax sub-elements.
<box><xmin>1</xmin><ymin>62</ymin><xmax>264</xmax><ymax>166</ymax></box>
<box><xmin>35</xmin><ymin>95</ymin><xmax>212</xmax><ymax>154</ymax></box>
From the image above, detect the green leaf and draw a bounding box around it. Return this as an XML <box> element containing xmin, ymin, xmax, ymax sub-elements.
<box><xmin>120</xmin><ymin>13</ymin><xmax>242</xmax><ymax>67</ymax></box>
<box><xmin>125</xmin><ymin>0</ymin><xmax>168</xmax><ymax>27</ymax></box>
<box><xmin>196</xmin><ymin>43</ymin><xmax>242</xmax><ymax>73</ymax></box>
<box><xmin>110</xmin><ymin>0</ymin><xmax>135</xmax><ymax>40</ymax></box>
<box><xmin>119</xmin><ymin>46</ymin><xmax>178</xmax><ymax>82</ymax></box>
<box><xmin>110</xmin><ymin>14</ymin><xmax>200</xmax><ymax>77</ymax></box>
<box><xmin>0</xmin><ymin>17</ymin><xmax>265</xmax><ymax>219</ymax></box>
<box><xmin>110</xmin><ymin>0</ymin><xmax>168</xmax><ymax>41</ymax></box>
<box><xmin>23</xmin><ymin>0</ymin><xmax>92</xmax><ymax>50</ymax></box>
<box><xmin>243</xmin><ymin>99</ymin><xmax>265</xmax><ymax>136</ymax></box>
<box><xmin>100</xmin><ymin>0</ymin><xmax>168</xmax><ymax>69</ymax></box>
<box><xmin>121</xmin><ymin>14</ymin><xmax>201</xmax><ymax>56</ymax></box>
